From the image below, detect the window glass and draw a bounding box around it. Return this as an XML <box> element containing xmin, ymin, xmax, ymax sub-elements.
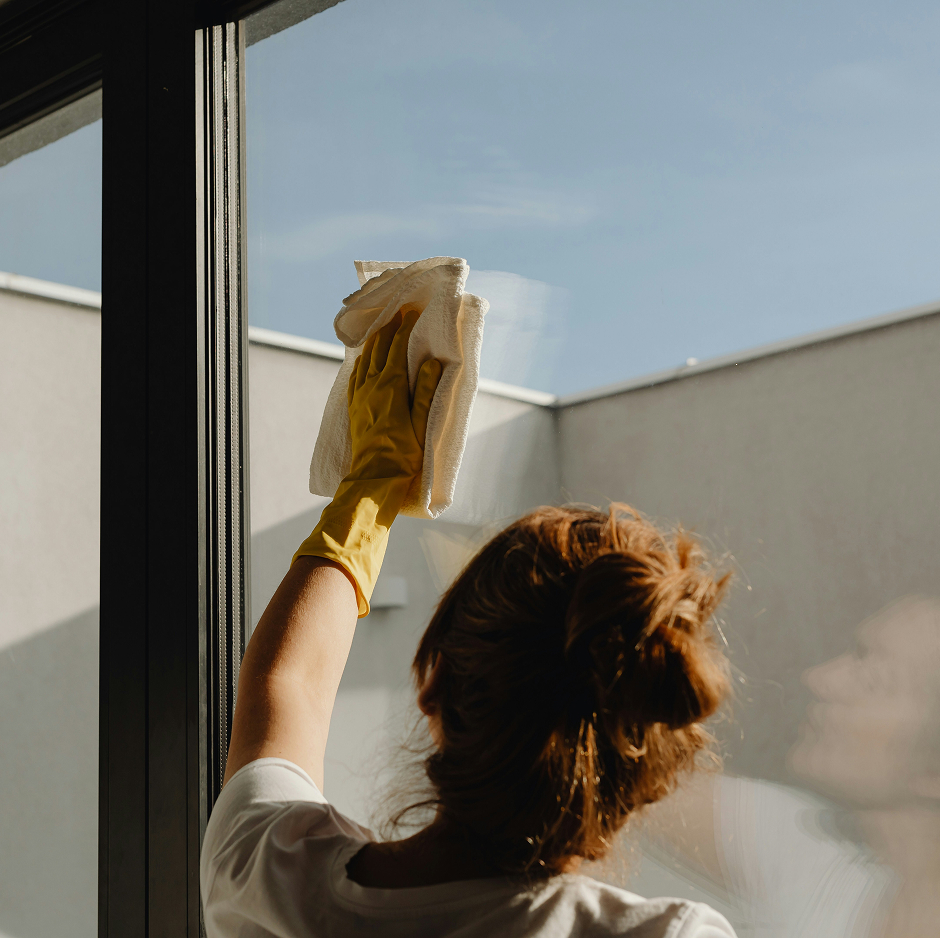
<box><xmin>0</xmin><ymin>98</ymin><xmax>101</xmax><ymax>938</ymax></box>
<box><xmin>247</xmin><ymin>0</ymin><xmax>940</xmax><ymax>394</ymax></box>
<box><xmin>245</xmin><ymin>4</ymin><xmax>940</xmax><ymax>932</ymax></box>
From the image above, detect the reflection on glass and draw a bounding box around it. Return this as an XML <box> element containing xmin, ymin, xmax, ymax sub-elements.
<box><xmin>245</xmin><ymin>2</ymin><xmax>940</xmax><ymax>935</ymax></box>
<box><xmin>790</xmin><ymin>597</ymin><xmax>940</xmax><ymax>934</ymax></box>
<box><xmin>0</xmin><ymin>106</ymin><xmax>101</xmax><ymax>938</ymax></box>
<box><xmin>616</xmin><ymin>598</ymin><xmax>940</xmax><ymax>936</ymax></box>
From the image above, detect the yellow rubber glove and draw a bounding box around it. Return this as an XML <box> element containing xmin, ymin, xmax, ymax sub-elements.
<box><xmin>292</xmin><ymin>308</ymin><xmax>443</xmax><ymax>616</ymax></box>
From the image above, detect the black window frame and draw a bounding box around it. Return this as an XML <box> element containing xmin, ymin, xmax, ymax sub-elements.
<box><xmin>0</xmin><ymin>1</ymin><xmax>273</xmax><ymax>934</ymax></box>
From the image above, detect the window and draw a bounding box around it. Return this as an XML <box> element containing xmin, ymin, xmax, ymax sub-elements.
<box><xmin>244</xmin><ymin>1</ymin><xmax>940</xmax><ymax>932</ymax></box>
<box><xmin>0</xmin><ymin>5</ymin><xmax>254</xmax><ymax>933</ymax></box>
<box><xmin>2</xmin><ymin>0</ymin><xmax>937</xmax><ymax>932</ymax></box>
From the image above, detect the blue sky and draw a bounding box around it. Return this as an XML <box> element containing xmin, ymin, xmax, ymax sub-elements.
<box><xmin>2</xmin><ymin>0</ymin><xmax>939</xmax><ymax>394</ymax></box>
<box><xmin>0</xmin><ymin>121</ymin><xmax>101</xmax><ymax>293</ymax></box>
<box><xmin>246</xmin><ymin>0</ymin><xmax>940</xmax><ymax>393</ymax></box>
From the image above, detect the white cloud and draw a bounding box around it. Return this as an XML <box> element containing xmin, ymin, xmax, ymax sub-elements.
<box><xmin>259</xmin><ymin>186</ymin><xmax>595</xmax><ymax>264</ymax></box>
<box><xmin>447</xmin><ymin>185</ymin><xmax>595</xmax><ymax>227</ymax></box>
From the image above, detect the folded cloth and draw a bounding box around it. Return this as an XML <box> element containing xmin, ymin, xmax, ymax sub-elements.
<box><xmin>309</xmin><ymin>257</ymin><xmax>488</xmax><ymax>519</ymax></box>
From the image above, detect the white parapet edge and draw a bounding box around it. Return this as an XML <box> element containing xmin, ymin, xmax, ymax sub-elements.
<box><xmin>4</xmin><ymin>272</ymin><xmax>937</xmax><ymax>411</ymax></box>
<box><xmin>247</xmin><ymin>325</ymin><xmax>558</xmax><ymax>406</ymax></box>
<box><xmin>0</xmin><ymin>271</ymin><xmax>101</xmax><ymax>308</ymax></box>
<box><xmin>476</xmin><ymin>378</ymin><xmax>556</xmax><ymax>407</ymax></box>
<box><xmin>248</xmin><ymin>325</ymin><xmax>345</xmax><ymax>360</ymax></box>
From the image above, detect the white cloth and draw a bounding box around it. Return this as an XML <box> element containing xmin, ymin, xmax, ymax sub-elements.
<box><xmin>201</xmin><ymin>758</ymin><xmax>738</xmax><ymax>938</ymax></box>
<box><xmin>309</xmin><ymin>257</ymin><xmax>488</xmax><ymax>519</ymax></box>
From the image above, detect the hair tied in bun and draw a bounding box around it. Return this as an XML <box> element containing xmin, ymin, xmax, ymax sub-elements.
<box><xmin>408</xmin><ymin>503</ymin><xmax>731</xmax><ymax>877</ymax></box>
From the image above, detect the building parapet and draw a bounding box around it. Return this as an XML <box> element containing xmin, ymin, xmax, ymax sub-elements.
<box><xmin>557</xmin><ymin>298</ymin><xmax>940</xmax><ymax>408</ymax></box>
<box><xmin>3</xmin><ymin>271</ymin><xmax>937</xmax><ymax>410</ymax></box>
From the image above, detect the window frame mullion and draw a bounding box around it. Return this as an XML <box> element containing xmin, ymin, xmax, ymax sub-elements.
<box><xmin>99</xmin><ymin>6</ymin><xmax>250</xmax><ymax>937</ymax></box>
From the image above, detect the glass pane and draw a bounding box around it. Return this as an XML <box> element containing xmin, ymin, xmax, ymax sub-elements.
<box><xmin>247</xmin><ymin>1</ymin><xmax>940</xmax><ymax>396</ymax></box>
<box><xmin>245</xmin><ymin>4</ymin><xmax>940</xmax><ymax>932</ymax></box>
<box><xmin>0</xmin><ymin>95</ymin><xmax>101</xmax><ymax>938</ymax></box>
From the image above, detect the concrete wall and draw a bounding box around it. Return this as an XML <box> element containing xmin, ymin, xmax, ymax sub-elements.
<box><xmin>4</xmin><ymin>281</ymin><xmax>939</xmax><ymax>933</ymax></box>
<box><xmin>557</xmin><ymin>311</ymin><xmax>940</xmax><ymax>784</ymax></box>
<box><xmin>247</xmin><ymin>340</ymin><xmax>560</xmax><ymax>536</ymax></box>
<box><xmin>0</xmin><ymin>291</ymin><xmax>562</xmax><ymax>936</ymax></box>
<box><xmin>248</xmin><ymin>310</ymin><xmax>940</xmax><ymax>891</ymax></box>
<box><xmin>0</xmin><ymin>291</ymin><xmax>99</xmax><ymax>938</ymax></box>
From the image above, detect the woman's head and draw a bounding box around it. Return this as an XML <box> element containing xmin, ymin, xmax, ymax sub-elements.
<box><xmin>412</xmin><ymin>503</ymin><xmax>731</xmax><ymax>874</ymax></box>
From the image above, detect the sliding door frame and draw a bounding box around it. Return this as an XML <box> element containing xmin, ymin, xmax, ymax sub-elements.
<box><xmin>0</xmin><ymin>0</ymin><xmax>277</xmax><ymax>934</ymax></box>
<box><xmin>100</xmin><ymin>6</ymin><xmax>254</xmax><ymax>936</ymax></box>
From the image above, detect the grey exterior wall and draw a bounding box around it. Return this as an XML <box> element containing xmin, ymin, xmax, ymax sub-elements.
<box><xmin>248</xmin><ymin>308</ymin><xmax>940</xmax><ymax>819</ymax></box>
<box><xmin>0</xmin><ymin>291</ymin><xmax>99</xmax><ymax>938</ymax></box>
<box><xmin>556</xmin><ymin>311</ymin><xmax>940</xmax><ymax>784</ymax></box>
<box><xmin>3</xmin><ymin>282</ymin><xmax>939</xmax><ymax>930</ymax></box>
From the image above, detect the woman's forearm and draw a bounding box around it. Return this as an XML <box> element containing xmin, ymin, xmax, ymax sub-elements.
<box><xmin>223</xmin><ymin>557</ymin><xmax>359</xmax><ymax>789</ymax></box>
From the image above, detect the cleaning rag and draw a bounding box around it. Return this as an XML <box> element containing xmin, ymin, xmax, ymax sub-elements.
<box><xmin>309</xmin><ymin>256</ymin><xmax>488</xmax><ymax>519</ymax></box>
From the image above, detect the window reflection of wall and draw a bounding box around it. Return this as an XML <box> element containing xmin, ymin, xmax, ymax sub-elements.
<box><xmin>612</xmin><ymin>598</ymin><xmax>940</xmax><ymax>937</ymax></box>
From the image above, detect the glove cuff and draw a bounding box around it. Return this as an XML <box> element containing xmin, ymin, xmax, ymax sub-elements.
<box><xmin>291</xmin><ymin>476</ymin><xmax>411</xmax><ymax>617</ymax></box>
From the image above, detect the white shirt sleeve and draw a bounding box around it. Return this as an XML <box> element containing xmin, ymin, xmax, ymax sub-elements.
<box><xmin>200</xmin><ymin>758</ymin><xmax>372</xmax><ymax>938</ymax></box>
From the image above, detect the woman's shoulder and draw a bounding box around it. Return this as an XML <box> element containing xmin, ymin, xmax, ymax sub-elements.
<box><xmin>201</xmin><ymin>759</ymin><xmax>374</xmax><ymax>938</ymax></box>
<box><xmin>206</xmin><ymin>758</ymin><xmax>372</xmax><ymax>840</ymax></box>
<box><xmin>201</xmin><ymin>759</ymin><xmax>372</xmax><ymax>896</ymax></box>
<box><xmin>529</xmin><ymin>874</ymin><xmax>737</xmax><ymax>937</ymax></box>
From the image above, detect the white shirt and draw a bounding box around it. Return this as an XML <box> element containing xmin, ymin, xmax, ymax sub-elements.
<box><xmin>201</xmin><ymin>758</ymin><xmax>737</xmax><ymax>938</ymax></box>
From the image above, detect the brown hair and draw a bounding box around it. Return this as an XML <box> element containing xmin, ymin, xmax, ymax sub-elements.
<box><xmin>412</xmin><ymin>504</ymin><xmax>731</xmax><ymax>874</ymax></box>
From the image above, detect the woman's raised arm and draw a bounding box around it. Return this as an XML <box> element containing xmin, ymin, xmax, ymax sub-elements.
<box><xmin>223</xmin><ymin>309</ymin><xmax>441</xmax><ymax>789</ymax></box>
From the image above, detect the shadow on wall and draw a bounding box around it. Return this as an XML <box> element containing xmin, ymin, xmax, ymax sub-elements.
<box><xmin>250</xmin><ymin>400</ymin><xmax>565</xmax><ymax>634</ymax></box>
<box><xmin>250</xmin><ymin>508</ymin><xmax>486</xmax><ymax>694</ymax></box>
<box><xmin>250</xmin><ymin>505</ymin><xmax>324</xmax><ymax>631</ymax></box>
<box><xmin>247</xmin><ymin>400</ymin><xmax>565</xmax><ymax>822</ymax></box>
<box><xmin>0</xmin><ymin>607</ymin><xmax>98</xmax><ymax>938</ymax></box>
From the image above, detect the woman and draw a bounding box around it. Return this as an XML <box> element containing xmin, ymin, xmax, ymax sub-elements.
<box><xmin>200</xmin><ymin>309</ymin><xmax>737</xmax><ymax>937</ymax></box>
